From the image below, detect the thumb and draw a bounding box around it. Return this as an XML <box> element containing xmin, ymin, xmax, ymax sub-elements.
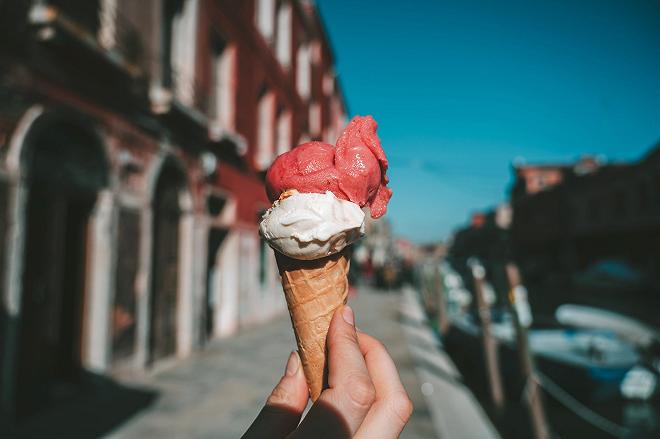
<box><xmin>242</xmin><ymin>351</ymin><xmax>309</xmax><ymax>439</ymax></box>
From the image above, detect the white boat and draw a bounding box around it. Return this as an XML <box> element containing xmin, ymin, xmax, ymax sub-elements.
<box><xmin>529</xmin><ymin>329</ymin><xmax>639</xmax><ymax>370</ymax></box>
<box><xmin>448</xmin><ymin>311</ymin><xmax>640</xmax><ymax>401</ymax></box>
<box><xmin>556</xmin><ymin>304</ymin><xmax>660</xmax><ymax>349</ymax></box>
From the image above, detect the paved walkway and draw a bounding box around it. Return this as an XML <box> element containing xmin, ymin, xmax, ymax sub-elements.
<box><xmin>105</xmin><ymin>286</ymin><xmax>497</xmax><ymax>438</ymax></box>
<box><xmin>104</xmin><ymin>287</ymin><xmax>435</xmax><ymax>438</ymax></box>
<box><xmin>399</xmin><ymin>288</ymin><xmax>500</xmax><ymax>439</ymax></box>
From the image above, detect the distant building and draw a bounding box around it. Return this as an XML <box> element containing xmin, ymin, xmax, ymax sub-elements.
<box><xmin>447</xmin><ymin>206</ymin><xmax>512</xmax><ymax>300</ymax></box>
<box><xmin>495</xmin><ymin>202</ymin><xmax>512</xmax><ymax>230</ymax></box>
<box><xmin>510</xmin><ymin>147</ymin><xmax>660</xmax><ymax>280</ymax></box>
<box><xmin>0</xmin><ymin>0</ymin><xmax>346</xmax><ymax>420</ymax></box>
<box><xmin>510</xmin><ymin>156</ymin><xmax>601</xmax><ymax>199</ymax></box>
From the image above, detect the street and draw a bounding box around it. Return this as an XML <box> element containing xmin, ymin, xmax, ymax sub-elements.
<box><xmin>106</xmin><ymin>287</ymin><xmax>439</xmax><ymax>438</ymax></box>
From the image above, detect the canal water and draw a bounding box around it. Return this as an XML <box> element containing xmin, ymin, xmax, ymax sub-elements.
<box><xmin>442</xmin><ymin>323</ymin><xmax>659</xmax><ymax>438</ymax></box>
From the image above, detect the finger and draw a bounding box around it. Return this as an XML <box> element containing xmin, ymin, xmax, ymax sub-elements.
<box><xmin>357</xmin><ymin>332</ymin><xmax>407</xmax><ymax>397</ymax></box>
<box><xmin>296</xmin><ymin>306</ymin><xmax>376</xmax><ymax>437</ymax></box>
<box><xmin>242</xmin><ymin>351</ymin><xmax>309</xmax><ymax>439</ymax></box>
<box><xmin>354</xmin><ymin>332</ymin><xmax>413</xmax><ymax>439</ymax></box>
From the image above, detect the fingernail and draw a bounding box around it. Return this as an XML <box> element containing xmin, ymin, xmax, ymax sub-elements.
<box><xmin>342</xmin><ymin>305</ymin><xmax>355</xmax><ymax>326</ymax></box>
<box><xmin>285</xmin><ymin>351</ymin><xmax>299</xmax><ymax>376</ymax></box>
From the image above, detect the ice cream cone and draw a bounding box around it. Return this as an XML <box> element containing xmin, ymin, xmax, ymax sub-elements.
<box><xmin>275</xmin><ymin>249</ymin><xmax>350</xmax><ymax>401</ymax></box>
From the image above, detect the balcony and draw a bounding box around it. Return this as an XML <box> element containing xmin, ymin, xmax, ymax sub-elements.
<box><xmin>148</xmin><ymin>67</ymin><xmax>210</xmax><ymax>150</ymax></box>
<box><xmin>152</xmin><ymin>65</ymin><xmax>246</xmax><ymax>158</ymax></box>
<box><xmin>28</xmin><ymin>2</ymin><xmax>145</xmax><ymax>82</ymax></box>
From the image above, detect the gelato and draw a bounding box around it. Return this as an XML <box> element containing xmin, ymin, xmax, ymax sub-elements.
<box><xmin>265</xmin><ymin>115</ymin><xmax>392</xmax><ymax>219</ymax></box>
<box><xmin>259</xmin><ymin>190</ymin><xmax>365</xmax><ymax>260</ymax></box>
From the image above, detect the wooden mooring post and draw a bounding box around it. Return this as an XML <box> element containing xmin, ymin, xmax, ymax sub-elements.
<box><xmin>505</xmin><ymin>263</ymin><xmax>550</xmax><ymax>439</ymax></box>
<box><xmin>469</xmin><ymin>259</ymin><xmax>506</xmax><ymax>413</ymax></box>
<box><xmin>434</xmin><ymin>263</ymin><xmax>450</xmax><ymax>335</ymax></box>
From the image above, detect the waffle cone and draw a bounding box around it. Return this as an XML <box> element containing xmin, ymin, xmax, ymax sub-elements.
<box><xmin>275</xmin><ymin>249</ymin><xmax>350</xmax><ymax>401</ymax></box>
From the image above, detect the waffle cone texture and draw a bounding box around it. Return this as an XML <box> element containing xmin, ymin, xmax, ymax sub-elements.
<box><xmin>275</xmin><ymin>250</ymin><xmax>349</xmax><ymax>401</ymax></box>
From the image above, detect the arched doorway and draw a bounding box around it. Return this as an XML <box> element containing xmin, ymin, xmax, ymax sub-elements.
<box><xmin>15</xmin><ymin>119</ymin><xmax>108</xmax><ymax>418</ymax></box>
<box><xmin>203</xmin><ymin>227</ymin><xmax>228</xmax><ymax>342</ymax></box>
<box><xmin>148</xmin><ymin>159</ymin><xmax>186</xmax><ymax>363</ymax></box>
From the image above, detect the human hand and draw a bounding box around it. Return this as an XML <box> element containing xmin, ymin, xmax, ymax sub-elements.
<box><xmin>242</xmin><ymin>306</ymin><xmax>413</xmax><ymax>439</ymax></box>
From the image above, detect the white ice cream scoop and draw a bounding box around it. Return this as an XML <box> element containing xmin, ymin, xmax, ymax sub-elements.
<box><xmin>259</xmin><ymin>190</ymin><xmax>365</xmax><ymax>260</ymax></box>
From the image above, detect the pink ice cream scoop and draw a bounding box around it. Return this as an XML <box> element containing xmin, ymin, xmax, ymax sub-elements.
<box><xmin>265</xmin><ymin>115</ymin><xmax>392</xmax><ymax>218</ymax></box>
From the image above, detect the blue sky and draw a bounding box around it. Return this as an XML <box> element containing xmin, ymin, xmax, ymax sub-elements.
<box><xmin>316</xmin><ymin>0</ymin><xmax>660</xmax><ymax>243</ymax></box>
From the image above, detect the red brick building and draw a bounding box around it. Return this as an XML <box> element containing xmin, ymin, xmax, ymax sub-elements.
<box><xmin>0</xmin><ymin>0</ymin><xmax>346</xmax><ymax>420</ymax></box>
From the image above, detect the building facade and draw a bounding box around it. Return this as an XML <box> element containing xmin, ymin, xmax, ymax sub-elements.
<box><xmin>0</xmin><ymin>0</ymin><xmax>346</xmax><ymax>420</ymax></box>
<box><xmin>510</xmin><ymin>149</ymin><xmax>660</xmax><ymax>281</ymax></box>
